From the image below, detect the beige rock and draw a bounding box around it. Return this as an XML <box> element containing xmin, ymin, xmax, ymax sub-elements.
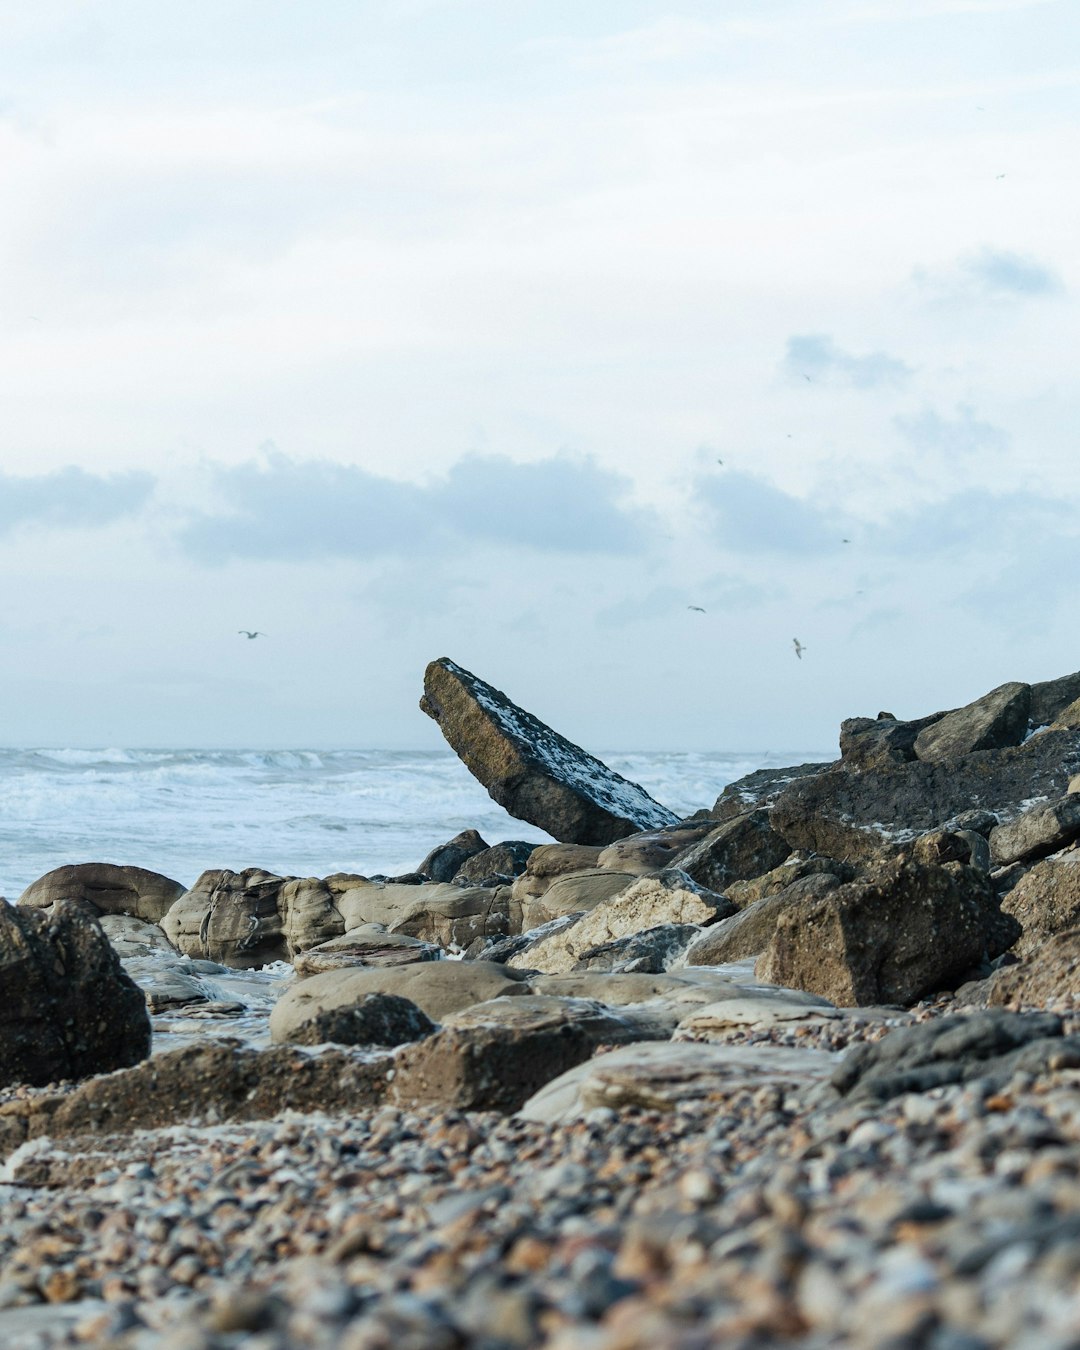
<box><xmin>292</xmin><ymin>926</ymin><xmax>442</xmax><ymax>976</ymax></box>
<box><xmin>596</xmin><ymin>823</ymin><xmax>717</xmax><ymax>875</ymax></box>
<box><xmin>673</xmin><ymin>997</ymin><xmax>841</xmax><ymax>1041</ymax></box>
<box><xmin>1001</xmin><ymin>854</ymin><xmax>1080</xmax><ymax>957</ymax></box>
<box><xmin>913</xmin><ymin>681</ymin><xmax>1031</xmax><ymax>763</ymax></box>
<box><xmin>18</xmin><ymin>863</ymin><xmax>186</xmax><ymax>923</ymax></box>
<box><xmin>336</xmin><ymin>881</ymin><xmax>512</xmax><ymax>948</ymax></box>
<box><xmin>510</xmin><ymin>844</ymin><xmax>604</xmax><ymax>902</ymax></box>
<box><xmin>517</xmin><ymin>869</ymin><xmax>637</xmax><ymax>932</ymax></box>
<box><xmin>686</xmin><ymin>874</ymin><xmax>841</xmax><ymax>965</ymax></box>
<box><xmin>986</xmin><ymin>928</ymin><xmax>1080</xmax><ymax>1007</ymax></box>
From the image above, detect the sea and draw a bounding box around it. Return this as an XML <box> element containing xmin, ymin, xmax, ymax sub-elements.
<box><xmin>0</xmin><ymin>747</ymin><xmax>829</xmax><ymax>901</ymax></box>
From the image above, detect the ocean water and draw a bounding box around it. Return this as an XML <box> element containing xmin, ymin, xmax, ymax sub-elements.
<box><xmin>0</xmin><ymin>747</ymin><xmax>829</xmax><ymax>901</ymax></box>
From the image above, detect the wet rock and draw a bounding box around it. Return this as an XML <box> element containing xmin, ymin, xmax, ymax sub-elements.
<box><xmin>709</xmin><ymin>761</ymin><xmax>832</xmax><ymax>821</ymax></box>
<box><xmin>336</xmin><ymin>880</ymin><xmax>513</xmax><ymax>948</ymax></box>
<box><xmin>1000</xmin><ymin>854</ymin><xmax>1080</xmax><ymax>957</ymax></box>
<box><xmin>989</xmin><ymin>796</ymin><xmax>1080</xmax><ymax>866</ymax></box>
<box><xmin>276</xmin><ymin>990</ymin><xmax>437</xmax><ymax>1049</ymax></box>
<box><xmin>913</xmin><ymin>682</ymin><xmax>1032</xmax><ymax>763</ymax></box>
<box><xmin>292</xmin><ymin>927</ymin><xmax>443</xmax><ymax>975</ymax></box>
<box><xmin>453</xmin><ymin>841</ymin><xmax>537</xmax><ymax>885</ymax></box>
<box><xmin>417</xmin><ymin>829</ymin><xmax>489</xmax><ymax>883</ymax></box>
<box><xmin>686</xmin><ymin>873</ymin><xmax>842</xmax><ymax>965</ymax></box>
<box><xmin>122</xmin><ymin>955</ymin><xmax>213</xmax><ymax>1012</ymax></box>
<box><xmin>0</xmin><ymin>900</ymin><xmax>150</xmax><ymax>1089</ymax></box>
<box><xmin>756</xmin><ymin>860</ymin><xmax>1016</xmax><ymax>1007</ymax></box>
<box><xmin>420</xmin><ymin>657</ymin><xmax>678</xmax><ymax>844</ymax></box>
<box><xmin>98</xmin><ymin>913</ymin><xmax>178</xmax><ymax>958</ymax></box>
<box><xmin>675</xmin><ymin>810</ymin><xmax>792</xmax><ymax>892</ymax></box>
<box><xmin>832</xmin><ymin>1010</ymin><xmax>1080</xmax><ymax>1102</ymax></box>
<box><xmin>18</xmin><ymin>862</ymin><xmax>186</xmax><ymax>923</ymax></box>
<box><xmin>571</xmin><ymin>923</ymin><xmax>704</xmax><ymax>973</ymax></box>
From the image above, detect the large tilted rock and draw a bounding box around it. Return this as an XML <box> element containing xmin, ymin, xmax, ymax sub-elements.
<box><xmin>756</xmin><ymin>860</ymin><xmax>1018</xmax><ymax>1007</ymax></box>
<box><xmin>0</xmin><ymin>900</ymin><xmax>150</xmax><ymax>1088</ymax></box>
<box><xmin>18</xmin><ymin>862</ymin><xmax>186</xmax><ymax>923</ymax></box>
<box><xmin>420</xmin><ymin>658</ymin><xmax>678</xmax><ymax>844</ymax></box>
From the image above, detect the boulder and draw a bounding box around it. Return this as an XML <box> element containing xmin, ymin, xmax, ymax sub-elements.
<box><xmin>986</xmin><ymin>929</ymin><xmax>1080</xmax><ymax>1007</ymax></box>
<box><xmin>709</xmin><ymin>761</ymin><xmax>832</xmax><ymax>821</ymax></box>
<box><xmin>122</xmin><ymin>956</ymin><xmax>212</xmax><ymax>1013</ymax></box>
<box><xmin>1031</xmin><ymin>670</ymin><xmax>1080</xmax><ymax>727</ymax></box>
<box><xmin>755</xmin><ymin>860</ymin><xmax>1017</xmax><ymax>1007</ymax></box>
<box><xmin>454</xmin><ymin>841</ymin><xmax>537</xmax><ymax>886</ymax></box>
<box><xmin>391</xmin><ymin>995</ymin><xmax>672</xmax><ymax>1113</ymax></box>
<box><xmin>162</xmin><ymin>869</ymin><xmax>295</xmax><ymax>968</ymax></box>
<box><xmin>771</xmin><ymin>726</ymin><xmax>1080</xmax><ymax>862</ymax></box>
<box><xmin>1053</xmin><ymin>699</ymin><xmax>1080</xmax><ymax>731</ymax></box>
<box><xmin>1000</xmin><ymin>854</ymin><xmax>1080</xmax><ymax>957</ymax></box>
<box><xmin>570</xmin><ymin>924</ymin><xmax>704</xmax><ymax>973</ymax></box>
<box><xmin>510</xmin><ymin>843</ymin><xmax>604</xmax><ymax>901</ymax></box>
<box><xmin>275</xmin><ymin>990</ymin><xmax>437</xmax><ymax>1049</ymax></box>
<box><xmin>832</xmin><ymin>1010</ymin><xmax>1080</xmax><ymax>1103</ymax></box>
<box><xmin>18</xmin><ymin>862</ymin><xmax>186</xmax><ymax>923</ymax></box>
<box><xmin>517</xmin><ymin>869</ymin><xmax>637</xmax><ymax>933</ymax></box>
<box><xmin>336</xmin><ymin>880</ymin><xmax>512</xmax><ymax>948</ymax></box>
<box><xmin>507</xmin><ymin>869</ymin><xmax>733</xmax><ymax>975</ymax></box>
<box><xmin>989</xmin><ymin>797</ymin><xmax>1080</xmax><ymax>866</ymax></box>
<box><xmin>839</xmin><ymin>712</ymin><xmax>945</xmax><ymax>772</ymax></box>
<box><xmin>724</xmin><ymin>855</ymin><xmax>855</xmax><ymax>909</ymax></box>
<box><xmin>674</xmin><ymin>997</ymin><xmax>847</xmax><ymax>1042</ymax></box>
<box><xmin>269</xmin><ymin>960</ymin><xmax>530</xmax><ymax>1041</ymax></box>
<box><xmin>420</xmin><ymin>658</ymin><xmax>678</xmax><ymax>844</ymax></box>
<box><xmin>417</xmin><ymin>829</ymin><xmax>489</xmax><ymax>883</ymax></box>
<box><xmin>685</xmin><ymin>873</ymin><xmax>842</xmax><ymax>965</ymax></box>
<box><xmin>464</xmin><ymin>913</ymin><xmax>583</xmax><ymax>966</ymax></box>
<box><xmin>292</xmin><ymin>927</ymin><xmax>443</xmax><ymax>976</ymax></box>
<box><xmin>675</xmin><ymin>810</ymin><xmax>792</xmax><ymax>892</ymax></box>
<box><xmin>0</xmin><ymin>900</ymin><xmax>150</xmax><ymax>1088</ymax></box>
<box><xmin>596</xmin><ymin>822</ymin><xmax>718</xmax><ymax>875</ymax></box>
<box><xmin>518</xmin><ymin>1040</ymin><xmax>834</xmax><ymax>1123</ymax></box>
<box><xmin>527</xmin><ymin>970</ymin><xmax>830</xmax><ymax>1023</ymax></box>
<box><xmin>913</xmin><ymin>681</ymin><xmax>1031</xmax><ymax>763</ymax></box>
<box><xmin>97</xmin><ymin>913</ymin><xmax>178</xmax><ymax>958</ymax></box>
<box><xmin>912</xmin><ymin>829</ymin><xmax>991</xmax><ymax>872</ymax></box>
<box><xmin>277</xmin><ymin>876</ymin><xmax>348</xmax><ymax>953</ymax></box>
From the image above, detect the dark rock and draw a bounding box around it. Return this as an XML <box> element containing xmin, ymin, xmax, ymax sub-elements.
<box><xmin>417</xmin><ymin>829</ymin><xmax>489</xmax><ymax>883</ymax></box>
<box><xmin>1000</xmin><ymin>853</ymin><xmax>1080</xmax><ymax>957</ymax></box>
<box><xmin>18</xmin><ymin>862</ymin><xmax>186</xmax><ymax>923</ymax></box>
<box><xmin>686</xmin><ymin>873</ymin><xmax>842</xmax><ymax>965</ymax></box>
<box><xmin>676</xmin><ymin>810</ymin><xmax>792</xmax><ymax>892</ymax></box>
<box><xmin>832</xmin><ymin>1010</ymin><xmax>1080</xmax><ymax>1102</ymax></box>
<box><xmin>771</xmin><ymin>727</ymin><xmax>1080</xmax><ymax>862</ymax></box>
<box><xmin>755</xmin><ymin>860</ymin><xmax>1017</xmax><ymax>1007</ymax></box>
<box><xmin>571</xmin><ymin>923</ymin><xmax>704</xmax><ymax>973</ymax></box>
<box><xmin>466</xmin><ymin>913</ymin><xmax>583</xmax><ymax>965</ymax></box>
<box><xmin>912</xmin><ymin>829</ymin><xmax>990</xmax><ymax>871</ymax></box>
<box><xmin>292</xmin><ymin>929</ymin><xmax>443</xmax><ymax>975</ymax></box>
<box><xmin>453</xmin><ymin>840</ymin><xmax>537</xmax><ymax>885</ymax></box>
<box><xmin>0</xmin><ymin>900</ymin><xmax>150</xmax><ymax>1089</ymax></box>
<box><xmin>985</xmin><ymin>928</ymin><xmax>1080</xmax><ymax>1007</ymax></box>
<box><xmin>724</xmin><ymin>855</ymin><xmax>856</xmax><ymax>909</ymax></box>
<box><xmin>276</xmin><ymin>990</ymin><xmax>436</xmax><ymax>1048</ymax></box>
<box><xmin>420</xmin><ymin>658</ymin><xmax>677</xmax><ymax>844</ymax></box>
<box><xmin>710</xmin><ymin>761</ymin><xmax>832</xmax><ymax>821</ymax></box>
<box><xmin>840</xmin><ymin>711</ymin><xmax>945</xmax><ymax>772</ymax></box>
<box><xmin>913</xmin><ymin>682</ymin><xmax>1032</xmax><ymax>763</ymax></box>
<box><xmin>1031</xmin><ymin>670</ymin><xmax>1080</xmax><ymax>727</ymax></box>
<box><xmin>989</xmin><ymin>796</ymin><xmax>1080</xmax><ymax>866</ymax></box>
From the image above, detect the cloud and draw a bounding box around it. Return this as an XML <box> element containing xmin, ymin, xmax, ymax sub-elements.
<box><xmin>0</xmin><ymin>466</ymin><xmax>154</xmax><ymax>537</ymax></box>
<box><xmin>695</xmin><ymin>470</ymin><xmax>850</xmax><ymax>555</ymax></box>
<box><xmin>915</xmin><ymin>247</ymin><xmax>1064</xmax><ymax>303</ymax></box>
<box><xmin>874</xmin><ymin>487</ymin><xmax>1071</xmax><ymax>556</ymax></box>
<box><xmin>783</xmin><ymin>334</ymin><xmax>912</xmax><ymax>389</ymax></box>
<box><xmin>178</xmin><ymin>451</ymin><xmax>652</xmax><ymax>563</ymax></box>
<box><xmin>894</xmin><ymin>404</ymin><xmax>1009</xmax><ymax>458</ymax></box>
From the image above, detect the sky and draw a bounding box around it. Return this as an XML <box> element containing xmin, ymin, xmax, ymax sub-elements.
<box><xmin>0</xmin><ymin>0</ymin><xmax>1077</xmax><ymax>753</ymax></box>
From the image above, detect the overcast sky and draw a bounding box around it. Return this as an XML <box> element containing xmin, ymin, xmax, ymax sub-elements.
<box><xmin>1</xmin><ymin>0</ymin><xmax>1077</xmax><ymax>752</ymax></box>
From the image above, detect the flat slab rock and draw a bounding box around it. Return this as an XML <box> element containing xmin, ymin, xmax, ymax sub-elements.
<box><xmin>420</xmin><ymin>658</ymin><xmax>678</xmax><ymax>845</ymax></box>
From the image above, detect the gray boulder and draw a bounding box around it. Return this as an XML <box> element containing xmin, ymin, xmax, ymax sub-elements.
<box><xmin>675</xmin><ymin>810</ymin><xmax>791</xmax><ymax>892</ymax></box>
<box><xmin>686</xmin><ymin>873</ymin><xmax>842</xmax><ymax>965</ymax></box>
<box><xmin>989</xmin><ymin>796</ymin><xmax>1080</xmax><ymax>866</ymax></box>
<box><xmin>162</xmin><ymin>869</ymin><xmax>318</xmax><ymax>968</ymax></box>
<box><xmin>0</xmin><ymin>900</ymin><xmax>150</xmax><ymax>1088</ymax></box>
<box><xmin>709</xmin><ymin>761</ymin><xmax>832</xmax><ymax>821</ymax></box>
<box><xmin>913</xmin><ymin>681</ymin><xmax>1032</xmax><ymax>763</ymax></box>
<box><xmin>292</xmin><ymin>927</ymin><xmax>443</xmax><ymax>975</ymax></box>
<box><xmin>724</xmin><ymin>855</ymin><xmax>855</xmax><ymax>909</ymax></box>
<box><xmin>417</xmin><ymin>829</ymin><xmax>488</xmax><ymax>883</ymax></box>
<box><xmin>420</xmin><ymin>658</ymin><xmax>678</xmax><ymax>844</ymax></box>
<box><xmin>337</xmin><ymin>880</ymin><xmax>513</xmax><ymax>948</ymax></box>
<box><xmin>275</xmin><ymin>990</ymin><xmax>437</xmax><ymax>1048</ymax></box>
<box><xmin>570</xmin><ymin>924</ymin><xmax>704</xmax><ymax>973</ymax></box>
<box><xmin>18</xmin><ymin>862</ymin><xmax>186</xmax><ymax>923</ymax></box>
<box><xmin>839</xmin><ymin>711</ymin><xmax>945</xmax><ymax>772</ymax></box>
<box><xmin>454</xmin><ymin>841</ymin><xmax>537</xmax><ymax>885</ymax></box>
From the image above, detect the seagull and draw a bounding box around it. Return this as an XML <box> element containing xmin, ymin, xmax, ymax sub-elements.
<box><xmin>793</xmin><ymin>638</ymin><xmax>806</xmax><ymax>660</ymax></box>
<box><xmin>238</xmin><ymin>631</ymin><xmax>266</xmax><ymax>639</ymax></box>
<box><xmin>688</xmin><ymin>605</ymin><xmax>706</xmax><ymax>613</ymax></box>
<box><xmin>995</xmin><ymin>173</ymin><xmax>1006</xmax><ymax>180</ymax></box>
<box><xmin>716</xmin><ymin>457</ymin><xmax>723</xmax><ymax>465</ymax></box>
<box><xmin>842</xmin><ymin>538</ymin><xmax>851</xmax><ymax>544</ymax></box>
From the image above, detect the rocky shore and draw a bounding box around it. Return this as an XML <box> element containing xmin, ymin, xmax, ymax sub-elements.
<box><xmin>4</xmin><ymin>659</ymin><xmax>1080</xmax><ymax>1347</ymax></box>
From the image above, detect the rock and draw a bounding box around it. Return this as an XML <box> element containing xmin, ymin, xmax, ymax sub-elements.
<box><xmin>989</xmin><ymin>797</ymin><xmax>1080</xmax><ymax>866</ymax></box>
<box><xmin>913</xmin><ymin>682</ymin><xmax>1032</xmax><ymax>763</ymax></box>
<box><xmin>391</xmin><ymin>996</ymin><xmax>670</xmax><ymax>1113</ymax></box>
<box><xmin>417</xmin><ymin>829</ymin><xmax>489</xmax><ymax>883</ymax></box>
<box><xmin>420</xmin><ymin>658</ymin><xmax>678</xmax><ymax>844</ymax></box>
<box><xmin>336</xmin><ymin>880</ymin><xmax>513</xmax><ymax>949</ymax></box>
<box><xmin>517</xmin><ymin>1040</ymin><xmax>834</xmax><ymax>1123</ymax></box>
<box><xmin>673</xmin><ymin>997</ymin><xmax>845</xmax><ymax>1041</ymax></box>
<box><xmin>771</xmin><ymin>726</ymin><xmax>1080</xmax><ymax>861</ymax></box>
<box><xmin>596</xmin><ymin>823</ymin><xmax>718</xmax><ymax>875</ymax></box>
<box><xmin>269</xmin><ymin>960</ymin><xmax>531</xmax><ymax>1041</ymax></box>
<box><xmin>508</xmin><ymin>870</ymin><xmax>732</xmax><ymax>975</ymax></box>
<box><xmin>122</xmin><ymin>956</ymin><xmax>212</xmax><ymax>1012</ymax></box>
<box><xmin>839</xmin><ymin>711</ymin><xmax>946</xmax><ymax>771</ymax></box>
<box><xmin>755</xmin><ymin>860</ymin><xmax>1016</xmax><ymax>1007</ymax></box>
<box><xmin>97</xmin><ymin>913</ymin><xmax>178</xmax><ymax>958</ymax></box>
<box><xmin>277</xmin><ymin>876</ymin><xmax>348</xmax><ymax>953</ymax></box>
<box><xmin>912</xmin><ymin>829</ymin><xmax>991</xmax><ymax>871</ymax></box>
<box><xmin>709</xmin><ymin>762</ymin><xmax>832</xmax><ymax>821</ymax></box>
<box><xmin>685</xmin><ymin>873</ymin><xmax>842</xmax><ymax>965</ymax></box>
<box><xmin>1031</xmin><ymin>670</ymin><xmax>1080</xmax><ymax>726</ymax></box>
<box><xmin>517</xmin><ymin>869</ymin><xmax>638</xmax><ymax>933</ymax></box>
<box><xmin>510</xmin><ymin>843</ymin><xmax>604</xmax><ymax>901</ymax></box>
<box><xmin>453</xmin><ymin>841</ymin><xmax>537</xmax><ymax>885</ymax></box>
<box><xmin>275</xmin><ymin>990</ymin><xmax>437</xmax><ymax>1048</ymax></box>
<box><xmin>162</xmin><ymin>869</ymin><xmax>290</xmax><ymax>967</ymax></box>
<box><xmin>986</xmin><ymin>929</ymin><xmax>1080</xmax><ymax>1007</ymax></box>
<box><xmin>1000</xmin><ymin>854</ymin><xmax>1080</xmax><ymax>956</ymax></box>
<box><xmin>465</xmin><ymin>914</ymin><xmax>583</xmax><ymax>966</ymax></box>
<box><xmin>570</xmin><ymin>924</ymin><xmax>705</xmax><ymax>973</ymax></box>
<box><xmin>1052</xmin><ymin>698</ymin><xmax>1080</xmax><ymax>730</ymax></box>
<box><xmin>292</xmin><ymin>927</ymin><xmax>443</xmax><ymax>975</ymax></box>
<box><xmin>832</xmin><ymin>1010</ymin><xmax>1080</xmax><ymax>1103</ymax></box>
<box><xmin>0</xmin><ymin>900</ymin><xmax>150</xmax><ymax>1088</ymax></box>
<box><xmin>18</xmin><ymin>862</ymin><xmax>186</xmax><ymax>923</ymax></box>
<box><xmin>724</xmin><ymin>855</ymin><xmax>855</xmax><ymax>909</ymax></box>
<box><xmin>675</xmin><ymin>810</ymin><xmax>792</xmax><ymax>891</ymax></box>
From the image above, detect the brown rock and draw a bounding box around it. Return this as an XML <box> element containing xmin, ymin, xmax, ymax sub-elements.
<box><xmin>986</xmin><ymin>929</ymin><xmax>1080</xmax><ymax>1007</ymax></box>
<box><xmin>686</xmin><ymin>873</ymin><xmax>842</xmax><ymax>965</ymax></box>
<box><xmin>337</xmin><ymin>880</ymin><xmax>513</xmax><ymax>948</ymax></box>
<box><xmin>596</xmin><ymin>822</ymin><xmax>718</xmax><ymax>875</ymax></box>
<box><xmin>913</xmin><ymin>681</ymin><xmax>1032</xmax><ymax>763</ymax></box>
<box><xmin>676</xmin><ymin>810</ymin><xmax>791</xmax><ymax>892</ymax></box>
<box><xmin>989</xmin><ymin>797</ymin><xmax>1080</xmax><ymax>866</ymax></box>
<box><xmin>1000</xmin><ymin>853</ymin><xmax>1080</xmax><ymax>957</ymax></box>
<box><xmin>18</xmin><ymin>862</ymin><xmax>186</xmax><ymax>923</ymax></box>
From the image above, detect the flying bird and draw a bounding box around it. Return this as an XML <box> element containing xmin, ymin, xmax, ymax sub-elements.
<box><xmin>688</xmin><ymin>605</ymin><xmax>706</xmax><ymax>613</ymax></box>
<box><xmin>793</xmin><ymin>638</ymin><xmax>806</xmax><ymax>660</ymax></box>
<box><xmin>238</xmin><ymin>631</ymin><xmax>266</xmax><ymax>639</ymax></box>
<box><xmin>842</xmin><ymin>538</ymin><xmax>851</xmax><ymax>544</ymax></box>
<box><xmin>995</xmin><ymin>173</ymin><xmax>1006</xmax><ymax>180</ymax></box>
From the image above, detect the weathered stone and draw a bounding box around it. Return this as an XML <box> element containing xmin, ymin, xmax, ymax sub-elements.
<box><xmin>453</xmin><ymin>841</ymin><xmax>537</xmax><ymax>885</ymax></box>
<box><xmin>989</xmin><ymin>796</ymin><xmax>1080</xmax><ymax>866</ymax></box>
<box><xmin>510</xmin><ymin>843</ymin><xmax>604</xmax><ymax>902</ymax></box>
<box><xmin>571</xmin><ymin>924</ymin><xmax>705</xmax><ymax>973</ymax></box>
<box><xmin>18</xmin><ymin>863</ymin><xmax>186</xmax><ymax>923</ymax></box>
<box><xmin>986</xmin><ymin>929</ymin><xmax>1080</xmax><ymax>1007</ymax></box>
<box><xmin>755</xmin><ymin>860</ymin><xmax>1013</xmax><ymax>1007</ymax></box>
<box><xmin>1053</xmin><ymin>698</ymin><xmax>1080</xmax><ymax>730</ymax></box>
<box><xmin>417</xmin><ymin>829</ymin><xmax>489</xmax><ymax>883</ymax></box>
<box><xmin>162</xmin><ymin>869</ymin><xmax>293</xmax><ymax>968</ymax></box>
<box><xmin>913</xmin><ymin>681</ymin><xmax>1032</xmax><ymax>763</ymax></box>
<box><xmin>839</xmin><ymin>711</ymin><xmax>945</xmax><ymax>771</ymax></box>
<box><xmin>686</xmin><ymin>873</ymin><xmax>842</xmax><ymax>965</ymax></box>
<box><xmin>517</xmin><ymin>869</ymin><xmax>637</xmax><ymax>933</ymax></box>
<box><xmin>527</xmin><ymin>969</ymin><xmax>830</xmax><ymax>1020</ymax></box>
<box><xmin>122</xmin><ymin>956</ymin><xmax>212</xmax><ymax>1013</ymax></box>
<box><xmin>912</xmin><ymin>829</ymin><xmax>989</xmax><ymax>869</ymax></box>
<box><xmin>337</xmin><ymin>880</ymin><xmax>513</xmax><ymax>948</ymax></box>
<box><xmin>269</xmin><ymin>960</ymin><xmax>530</xmax><ymax>1040</ymax></box>
<box><xmin>420</xmin><ymin>658</ymin><xmax>678</xmax><ymax>844</ymax></box>
<box><xmin>1031</xmin><ymin>670</ymin><xmax>1080</xmax><ymax>727</ymax></box>
<box><xmin>771</xmin><ymin>726</ymin><xmax>1080</xmax><ymax>861</ymax></box>
<box><xmin>709</xmin><ymin>762</ymin><xmax>833</xmax><ymax>821</ymax></box>
<box><xmin>464</xmin><ymin>914</ymin><xmax>583</xmax><ymax>966</ymax></box>
<box><xmin>1000</xmin><ymin>856</ymin><xmax>1080</xmax><ymax>957</ymax></box>
<box><xmin>0</xmin><ymin>900</ymin><xmax>150</xmax><ymax>1088</ymax></box>
<box><xmin>98</xmin><ymin>913</ymin><xmax>178</xmax><ymax>958</ymax></box>
<box><xmin>724</xmin><ymin>856</ymin><xmax>855</xmax><ymax>909</ymax></box>
<box><xmin>277</xmin><ymin>876</ymin><xmax>347</xmax><ymax>953</ymax></box>
<box><xmin>596</xmin><ymin>823</ymin><xmax>718</xmax><ymax>875</ymax></box>
<box><xmin>832</xmin><ymin>1010</ymin><xmax>1080</xmax><ymax>1102</ymax></box>
<box><xmin>674</xmin><ymin>997</ymin><xmax>846</xmax><ymax>1042</ymax></box>
<box><xmin>675</xmin><ymin>810</ymin><xmax>791</xmax><ymax>892</ymax></box>
<box><xmin>292</xmin><ymin>927</ymin><xmax>442</xmax><ymax>975</ymax></box>
<box><xmin>275</xmin><ymin>990</ymin><xmax>436</xmax><ymax>1048</ymax></box>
